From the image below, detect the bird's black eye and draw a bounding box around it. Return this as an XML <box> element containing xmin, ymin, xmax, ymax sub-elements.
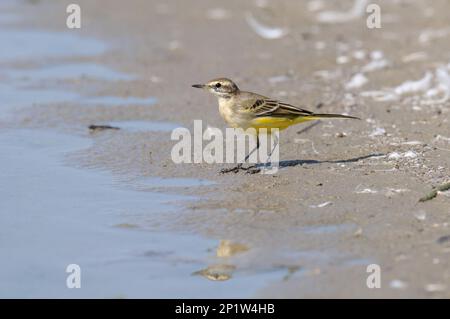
<box><xmin>215</xmin><ymin>83</ymin><xmax>222</xmax><ymax>88</ymax></box>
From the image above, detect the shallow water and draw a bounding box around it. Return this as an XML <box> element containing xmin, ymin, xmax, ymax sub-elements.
<box><xmin>0</xmin><ymin>12</ymin><xmax>19</xmax><ymax>24</ymax></box>
<box><xmin>85</xmin><ymin>96</ymin><xmax>157</xmax><ymax>106</ymax></box>
<box><xmin>0</xmin><ymin>83</ymin><xmax>80</xmax><ymax>117</ymax></box>
<box><xmin>108</xmin><ymin>121</ymin><xmax>180</xmax><ymax>132</ymax></box>
<box><xmin>137</xmin><ymin>177</ymin><xmax>215</xmax><ymax>188</ymax></box>
<box><xmin>0</xmin><ymin>30</ymin><xmax>106</xmax><ymax>62</ymax></box>
<box><xmin>0</xmin><ymin>0</ymin><xmax>375</xmax><ymax>297</ymax></box>
<box><xmin>0</xmin><ymin>15</ymin><xmax>293</xmax><ymax>297</ymax></box>
<box><xmin>0</xmin><ymin>129</ymin><xmax>241</xmax><ymax>298</ymax></box>
<box><xmin>5</xmin><ymin>63</ymin><xmax>136</xmax><ymax>82</ymax></box>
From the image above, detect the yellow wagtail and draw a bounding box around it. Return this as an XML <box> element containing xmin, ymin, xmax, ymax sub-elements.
<box><xmin>192</xmin><ymin>78</ymin><xmax>360</xmax><ymax>173</ymax></box>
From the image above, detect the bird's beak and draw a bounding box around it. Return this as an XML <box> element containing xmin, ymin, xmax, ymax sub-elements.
<box><xmin>192</xmin><ymin>84</ymin><xmax>205</xmax><ymax>89</ymax></box>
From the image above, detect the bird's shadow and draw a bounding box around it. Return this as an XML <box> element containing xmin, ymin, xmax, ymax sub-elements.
<box><xmin>264</xmin><ymin>153</ymin><xmax>385</xmax><ymax>168</ymax></box>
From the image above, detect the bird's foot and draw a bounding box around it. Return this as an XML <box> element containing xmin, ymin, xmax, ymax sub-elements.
<box><xmin>220</xmin><ymin>164</ymin><xmax>259</xmax><ymax>174</ymax></box>
<box><xmin>245</xmin><ymin>167</ymin><xmax>261</xmax><ymax>174</ymax></box>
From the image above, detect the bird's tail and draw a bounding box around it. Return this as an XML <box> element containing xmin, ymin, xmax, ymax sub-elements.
<box><xmin>308</xmin><ymin>113</ymin><xmax>360</xmax><ymax>120</ymax></box>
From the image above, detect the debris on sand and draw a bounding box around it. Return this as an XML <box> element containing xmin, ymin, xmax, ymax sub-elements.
<box><xmin>309</xmin><ymin>201</ymin><xmax>332</xmax><ymax>208</ymax></box>
<box><xmin>355</xmin><ymin>188</ymin><xmax>378</xmax><ymax>194</ymax></box>
<box><xmin>316</xmin><ymin>0</ymin><xmax>368</xmax><ymax>23</ymax></box>
<box><xmin>425</xmin><ymin>283</ymin><xmax>446</xmax><ymax>293</ymax></box>
<box><xmin>283</xmin><ymin>265</ymin><xmax>302</xmax><ymax>281</ymax></box>
<box><xmin>307</xmin><ymin>0</ymin><xmax>325</xmax><ymax>12</ymax></box>
<box><xmin>419</xmin><ymin>182</ymin><xmax>450</xmax><ymax>202</ymax></box>
<box><xmin>419</xmin><ymin>27</ymin><xmax>450</xmax><ymax>44</ymax></box>
<box><xmin>88</xmin><ymin>124</ymin><xmax>120</xmax><ymax>132</ymax></box>
<box><xmin>346</xmin><ymin>73</ymin><xmax>368</xmax><ymax>89</ymax></box>
<box><xmin>394</xmin><ymin>72</ymin><xmax>433</xmax><ymax>96</ymax></box>
<box><xmin>413</xmin><ymin>210</ymin><xmax>427</xmax><ymax>221</ymax></box>
<box><xmin>402</xmin><ymin>52</ymin><xmax>427</xmax><ymax>63</ymax></box>
<box><xmin>437</xmin><ymin>235</ymin><xmax>450</xmax><ymax>245</ymax></box>
<box><xmin>360</xmin><ymin>90</ymin><xmax>397</xmax><ymax>102</ymax></box>
<box><xmin>435</xmin><ymin>135</ymin><xmax>450</xmax><ymax>143</ymax></box>
<box><xmin>361</xmin><ymin>51</ymin><xmax>390</xmax><ymax>73</ymax></box>
<box><xmin>206</xmin><ymin>8</ymin><xmax>231</xmax><ymax>20</ymax></box>
<box><xmin>362</xmin><ymin>66</ymin><xmax>450</xmax><ymax>104</ymax></box>
<box><xmin>390</xmin><ymin>279</ymin><xmax>408</xmax><ymax>289</ymax></box>
<box><xmin>403</xmin><ymin>151</ymin><xmax>418</xmax><ymax>159</ymax></box>
<box><xmin>192</xmin><ymin>264</ymin><xmax>235</xmax><ymax>281</ymax></box>
<box><xmin>369</xmin><ymin>127</ymin><xmax>386</xmax><ymax>137</ymax></box>
<box><xmin>422</xmin><ymin>67</ymin><xmax>450</xmax><ymax>105</ymax></box>
<box><xmin>245</xmin><ymin>12</ymin><xmax>289</xmax><ymax>39</ymax></box>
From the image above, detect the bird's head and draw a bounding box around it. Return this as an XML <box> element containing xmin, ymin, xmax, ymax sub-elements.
<box><xmin>192</xmin><ymin>78</ymin><xmax>239</xmax><ymax>98</ymax></box>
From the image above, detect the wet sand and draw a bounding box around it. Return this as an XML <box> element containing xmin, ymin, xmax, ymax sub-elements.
<box><xmin>1</xmin><ymin>0</ymin><xmax>450</xmax><ymax>298</ymax></box>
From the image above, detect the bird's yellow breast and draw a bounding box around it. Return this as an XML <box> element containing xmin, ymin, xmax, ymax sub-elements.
<box><xmin>249</xmin><ymin>116</ymin><xmax>313</xmax><ymax>132</ymax></box>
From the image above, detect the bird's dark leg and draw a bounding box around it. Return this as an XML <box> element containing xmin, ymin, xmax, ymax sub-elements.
<box><xmin>264</xmin><ymin>133</ymin><xmax>279</xmax><ymax>167</ymax></box>
<box><xmin>220</xmin><ymin>136</ymin><xmax>260</xmax><ymax>174</ymax></box>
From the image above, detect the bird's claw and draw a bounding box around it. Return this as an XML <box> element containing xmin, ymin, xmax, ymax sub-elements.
<box><xmin>219</xmin><ymin>164</ymin><xmax>259</xmax><ymax>174</ymax></box>
<box><xmin>220</xmin><ymin>167</ymin><xmax>240</xmax><ymax>174</ymax></box>
<box><xmin>245</xmin><ymin>167</ymin><xmax>261</xmax><ymax>174</ymax></box>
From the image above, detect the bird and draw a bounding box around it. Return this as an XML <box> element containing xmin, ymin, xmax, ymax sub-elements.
<box><xmin>192</xmin><ymin>78</ymin><xmax>360</xmax><ymax>173</ymax></box>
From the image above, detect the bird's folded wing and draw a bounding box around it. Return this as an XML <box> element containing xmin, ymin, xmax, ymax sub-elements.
<box><xmin>242</xmin><ymin>98</ymin><xmax>314</xmax><ymax>118</ymax></box>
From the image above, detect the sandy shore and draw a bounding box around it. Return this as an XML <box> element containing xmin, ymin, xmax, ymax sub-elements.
<box><xmin>3</xmin><ymin>0</ymin><xmax>450</xmax><ymax>297</ymax></box>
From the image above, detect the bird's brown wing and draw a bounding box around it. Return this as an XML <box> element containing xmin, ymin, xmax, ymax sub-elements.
<box><xmin>241</xmin><ymin>96</ymin><xmax>314</xmax><ymax>119</ymax></box>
